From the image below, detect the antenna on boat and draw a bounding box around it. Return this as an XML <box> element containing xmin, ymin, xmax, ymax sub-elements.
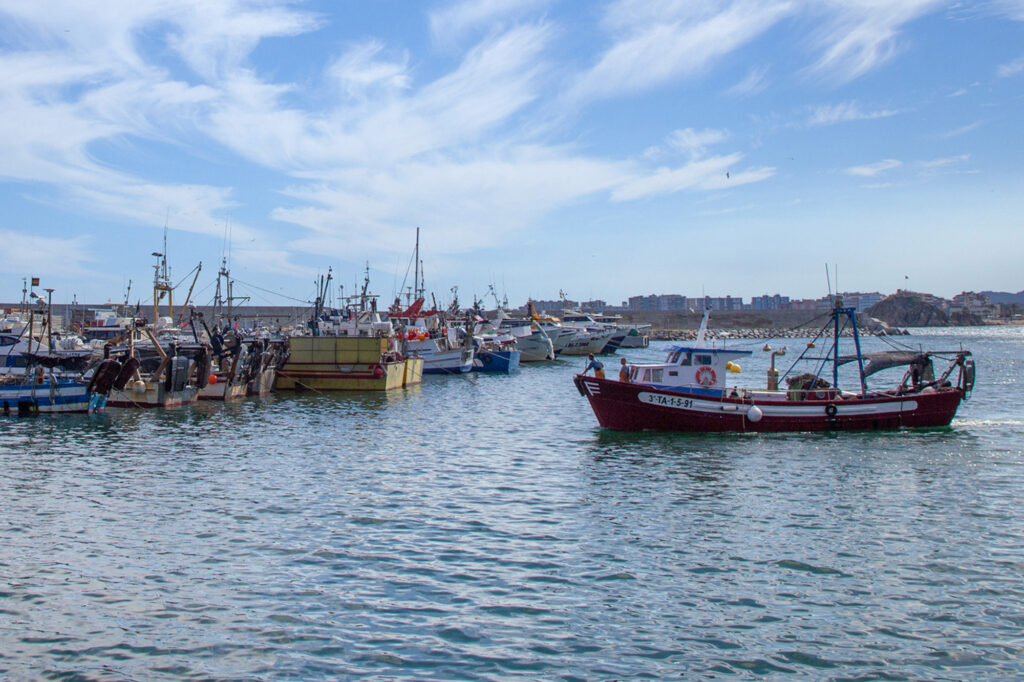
<box><xmin>825</xmin><ymin>264</ymin><xmax>833</xmax><ymax>297</ymax></box>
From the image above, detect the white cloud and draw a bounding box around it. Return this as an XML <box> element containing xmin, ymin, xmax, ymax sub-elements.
<box><xmin>0</xmin><ymin>230</ymin><xmax>93</xmax><ymax>277</ymax></box>
<box><xmin>611</xmin><ymin>153</ymin><xmax>775</xmax><ymax>200</ymax></box>
<box><xmin>166</xmin><ymin>2</ymin><xmax>321</xmax><ymax>80</ymax></box>
<box><xmin>0</xmin><ymin>1</ymin><xmax>309</xmax><ymax>245</ymax></box>
<box><xmin>997</xmin><ymin>55</ymin><xmax>1024</xmax><ymax>77</ymax></box>
<box><xmin>327</xmin><ymin>42</ymin><xmax>410</xmax><ymax>100</ymax></box>
<box><xmin>274</xmin><ymin>146</ymin><xmax>628</xmax><ymax>258</ymax></box>
<box><xmin>569</xmin><ymin>0</ymin><xmax>793</xmax><ymax>103</ymax></box>
<box><xmin>726</xmin><ymin>65</ymin><xmax>770</xmax><ymax>96</ymax></box>
<box><xmin>918</xmin><ymin>154</ymin><xmax>970</xmax><ymax>169</ymax></box>
<box><xmin>807</xmin><ymin>101</ymin><xmax>899</xmax><ymax>126</ymax></box>
<box><xmin>203</xmin><ymin>23</ymin><xmax>553</xmax><ymax>172</ymax></box>
<box><xmin>991</xmin><ymin>0</ymin><xmax>1024</xmax><ymax>21</ymax></box>
<box><xmin>803</xmin><ymin>0</ymin><xmax>945</xmax><ymax>83</ymax></box>
<box><xmin>429</xmin><ymin>0</ymin><xmax>551</xmax><ymax>45</ymax></box>
<box><xmin>666</xmin><ymin>128</ymin><xmax>730</xmax><ymax>158</ymax></box>
<box><xmin>846</xmin><ymin>159</ymin><xmax>902</xmax><ymax>176</ymax></box>
<box><xmin>935</xmin><ymin>121</ymin><xmax>982</xmax><ymax>139</ymax></box>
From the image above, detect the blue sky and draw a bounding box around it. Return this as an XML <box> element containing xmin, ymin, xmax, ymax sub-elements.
<box><xmin>1</xmin><ymin>0</ymin><xmax>1022</xmax><ymax>309</ymax></box>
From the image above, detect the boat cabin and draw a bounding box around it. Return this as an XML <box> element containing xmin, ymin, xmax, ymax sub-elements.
<box><xmin>629</xmin><ymin>344</ymin><xmax>752</xmax><ymax>396</ymax></box>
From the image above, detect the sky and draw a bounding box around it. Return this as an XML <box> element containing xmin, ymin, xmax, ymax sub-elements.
<box><xmin>1</xmin><ymin>0</ymin><xmax>1023</xmax><ymax>310</ymax></box>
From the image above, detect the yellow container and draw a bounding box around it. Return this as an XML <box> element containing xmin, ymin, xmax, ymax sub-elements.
<box><xmin>278</xmin><ymin>336</ymin><xmax>407</xmax><ymax>391</ymax></box>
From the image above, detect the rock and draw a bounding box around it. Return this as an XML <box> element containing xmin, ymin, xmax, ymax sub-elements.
<box><xmin>866</xmin><ymin>294</ymin><xmax>949</xmax><ymax>327</ymax></box>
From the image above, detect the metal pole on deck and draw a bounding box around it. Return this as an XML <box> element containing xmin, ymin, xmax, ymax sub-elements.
<box><xmin>850</xmin><ymin>308</ymin><xmax>867</xmax><ymax>394</ymax></box>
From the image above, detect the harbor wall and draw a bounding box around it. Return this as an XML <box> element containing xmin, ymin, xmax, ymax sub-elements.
<box><xmin>3</xmin><ymin>304</ymin><xmax>845</xmax><ymax>331</ymax></box>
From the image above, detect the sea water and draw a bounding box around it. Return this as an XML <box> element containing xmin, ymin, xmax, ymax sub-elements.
<box><xmin>1</xmin><ymin>327</ymin><xmax>1022</xmax><ymax>679</ymax></box>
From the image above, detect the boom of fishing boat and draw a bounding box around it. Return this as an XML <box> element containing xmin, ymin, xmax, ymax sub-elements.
<box><xmin>574</xmin><ymin>297</ymin><xmax>975</xmax><ymax>433</ymax></box>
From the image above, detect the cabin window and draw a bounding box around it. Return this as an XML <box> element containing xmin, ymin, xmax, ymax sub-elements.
<box><xmin>679</xmin><ymin>353</ymin><xmax>692</xmax><ymax>366</ymax></box>
<box><xmin>668</xmin><ymin>370</ymin><xmax>678</xmax><ymax>377</ymax></box>
<box><xmin>650</xmin><ymin>368</ymin><xmax>663</xmax><ymax>383</ymax></box>
<box><xmin>695</xmin><ymin>354</ymin><xmax>712</xmax><ymax>365</ymax></box>
<box><xmin>0</xmin><ymin>336</ymin><xmax>15</xmax><ymax>347</ymax></box>
<box><xmin>669</xmin><ymin>351</ymin><xmax>681</xmax><ymax>363</ymax></box>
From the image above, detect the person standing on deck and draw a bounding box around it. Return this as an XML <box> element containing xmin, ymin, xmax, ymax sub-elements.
<box><xmin>583</xmin><ymin>353</ymin><xmax>604</xmax><ymax>379</ymax></box>
<box><xmin>619</xmin><ymin>357</ymin><xmax>630</xmax><ymax>383</ymax></box>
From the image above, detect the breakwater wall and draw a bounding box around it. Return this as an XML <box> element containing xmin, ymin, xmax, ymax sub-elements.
<box><xmin>649</xmin><ymin>327</ymin><xmax>907</xmax><ymax>342</ymax></box>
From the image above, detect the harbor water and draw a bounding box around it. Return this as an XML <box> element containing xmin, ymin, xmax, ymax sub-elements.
<box><xmin>1</xmin><ymin>327</ymin><xmax>1022</xmax><ymax>679</ymax></box>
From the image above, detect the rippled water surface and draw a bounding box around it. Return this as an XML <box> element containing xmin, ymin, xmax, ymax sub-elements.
<box><xmin>2</xmin><ymin>327</ymin><xmax>1023</xmax><ymax>679</ymax></box>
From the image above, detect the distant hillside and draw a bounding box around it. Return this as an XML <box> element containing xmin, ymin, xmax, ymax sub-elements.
<box><xmin>982</xmin><ymin>290</ymin><xmax>1024</xmax><ymax>304</ymax></box>
<box><xmin>866</xmin><ymin>293</ymin><xmax>951</xmax><ymax>327</ymax></box>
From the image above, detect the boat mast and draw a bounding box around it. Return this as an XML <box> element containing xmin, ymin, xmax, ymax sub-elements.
<box><xmin>122</xmin><ymin>280</ymin><xmax>132</xmax><ymax>318</ymax></box>
<box><xmin>414</xmin><ymin>227</ymin><xmax>421</xmax><ymax>300</ymax></box>
<box><xmin>312</xmin><ymin>268</ymin><xmax>332</xmax><ymax>336</ymax></box>
<box><xmin>152</xmin><ymin>226</ymin><xmax>173</xmax><ymax>325</ymax></box>
<box><xmin>214</xmin><ymin>258</ymin><xmax>226</xmax><ymax>321</ymax></box>
<box><xmin>44</xmin><ymin>288</ymin><xmax>54</xmax><ymax>352</ymax></box>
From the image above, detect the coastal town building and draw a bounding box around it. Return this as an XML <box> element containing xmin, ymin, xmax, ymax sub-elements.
<box><xmin>950</xmin><ymin>291</ymin><xmax>996</xmax><ymax>316</ymax></box>
<box><xmin>511</xmin><ymin>288</ymin><xmax>1015</xmax><ymax>321</ymax></box>
<box><xmin>627</xmin><ymin>294</ymin><xmax>689</xmax><ymax>311</ymax></box>
<box><xmin>751</xmin><ymin>294</ymin><xmax>790</xmax><ymax>310</ymax></box>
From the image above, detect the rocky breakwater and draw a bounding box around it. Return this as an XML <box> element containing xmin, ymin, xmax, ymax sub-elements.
<box><xmin>633</xmin><ymin>308</ymin><xmax>908</xmax><ymax>342</ymax></box>
<box><xmin>650</xmin><ymin>325</ymin><xmax>907</xmax><ymax>342</ymax></box>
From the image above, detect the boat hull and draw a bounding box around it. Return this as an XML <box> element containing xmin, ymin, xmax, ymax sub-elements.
<box><xmin>515</xmin><ymin>333</ymin><xmax>555</xmax><ymax>362</ymax></box>
<box><xmin>617</xmin><ymin>331</ymin><xmax>649</xmax><ymax>348</ymax></box>
<box><xmin>0</xmin><ymin>379</ymin><xmax>90</xmax><ymax>414</ymax></box>
<box><xmin>107</xmin><ymin>382</ymin><xmax>199</xmax><ymax>408</ymax></box>
<box><xmin>198</xmin><ymin>378</ymin><xmax>248</xmax><ymax>401</ymax></box>
<box><xmin>247</xmin><ymin>366</ymin><xmax>278</xmax><ymax>396</ymax></box>
<box><xmin>419</xmin><ymin>348</ymin><xmax>474</xmax><ymax>374</ymax></box>
<box><xmin>403</xmin><ymin>356</ymin><xmax>424</xmax><ymax>386</ymax></box>
<box><xmin>472</xmin><ymin>349</ymin><xmax>521</xmax><ymax>373</ymax></box>
<box><xmin>574</xmin><ymin>375</ymin><xmax>964</xmax><ymax>432</ymax></box>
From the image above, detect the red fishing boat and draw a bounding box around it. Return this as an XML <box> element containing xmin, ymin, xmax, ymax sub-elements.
<box><xmin>574</xmin><ymin>299</ymin><xmax>974</xmax><ymax>433</ymax></box>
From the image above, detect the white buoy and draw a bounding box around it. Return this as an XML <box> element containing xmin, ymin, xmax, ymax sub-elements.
<box><xmin>132</xmin><ymin>380</ymin><xmax>147</xmax><ymax>395</ymax></box>
<box><xmin>746</xmin><ymin>405</ymin><xmax>763</xmax><ymax>423</ymax></box>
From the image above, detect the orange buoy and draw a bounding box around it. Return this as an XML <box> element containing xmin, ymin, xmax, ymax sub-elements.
<box><xmin>208</xmin><ymin>374</ymin><xmax>219</xmax><ymax>385</ymax></box>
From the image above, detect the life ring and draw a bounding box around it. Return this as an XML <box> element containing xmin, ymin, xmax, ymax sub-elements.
<box><xmin>825</xmin><ymin>403</ymin><xmax>838</xmax><ymax>418</ymax></box>
<box><xmin>695</xmin><ymin>365</ymin><xmax>717</xmax><ymax>387</ymax></box>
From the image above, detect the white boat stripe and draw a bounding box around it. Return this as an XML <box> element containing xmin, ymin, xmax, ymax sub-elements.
<box><xmin>637</xmin><ymin>391</ymin><xmax>918</xmax><ymax>417</ymax></box>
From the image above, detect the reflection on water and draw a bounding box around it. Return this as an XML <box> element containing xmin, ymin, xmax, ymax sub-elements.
<box><xmin>0</xmin><ymin>330</ymin><xmax>1022</xmax><ymax>679</ymax></box>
